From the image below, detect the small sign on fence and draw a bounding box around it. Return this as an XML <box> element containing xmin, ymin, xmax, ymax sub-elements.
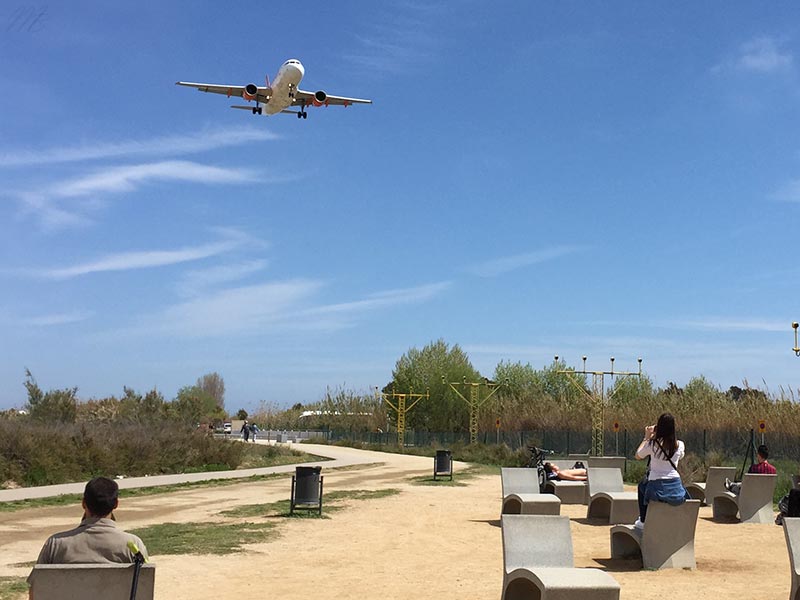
<box><xmin>758</xmin><ymin>419</ymin><xmax>766</xmax><ymax>434</ymax></box>
<box><xmin>495</xmin><ymin>418</ymin><xmax>501</xmax><ymax>430</ymax></box>
<box><xmin>612</xmin><ymin>421</ymin><xmax>620</xmax><ymax>433</ymax></box>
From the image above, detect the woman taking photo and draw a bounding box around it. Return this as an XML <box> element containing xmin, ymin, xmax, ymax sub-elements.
<box><xmin>634</xmin><ymin>412</ymin><xmax>689</xmax><ymax>529</ymax></box>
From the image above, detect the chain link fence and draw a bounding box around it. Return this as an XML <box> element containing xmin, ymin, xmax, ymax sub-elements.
<box><xmin>324</xmin><ymin>427</ymin><xmax>800</xmax><ymax>462</ymax></box>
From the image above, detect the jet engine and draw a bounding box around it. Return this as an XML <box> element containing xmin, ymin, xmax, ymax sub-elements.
<box><xmin>312</xmin><ymin>90</ymin><xmax>327</xmax><ymax>106</ymax></box>
<box><xmin>243</xmin><ymin>84</ymin><xmax>258</xmax><ymax>102</ymax></box>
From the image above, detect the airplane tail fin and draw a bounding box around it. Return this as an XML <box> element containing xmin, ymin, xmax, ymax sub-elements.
<box><xmin>265</xmin><ymin>74</ymin><xmax>270</xmax><ymax>87</ymax></box>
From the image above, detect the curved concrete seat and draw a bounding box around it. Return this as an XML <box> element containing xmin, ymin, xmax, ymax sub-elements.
<box><xmin>783</xmin><ymin>517</ymin><xmax>800</xmax><ymax>600</ymax></box>
<box><xmin>610</xmin><ymin>500</ymin><xmax>700</xmax><ymax>570</ymax></box>
<box><xmin>501</xmin><ymin>468</ymin><xmax>561</xmax><ymax>515</ymax></box>
<box><xmin>585</xmin><ymin>467</ymin><xmax>638</xmax><ymax>524</ymax></box>
<box><xmin>502</xmin><ymin>515</ymin><xmax>619</xmax><ymax>600</ymax></box>
<box><xmin>685</xmin><ymin>466</ymin><xmax>736</xmax><ymax>506</ymax></box>
<box><xmin>544</xmin><ymin>480</ymin><xmax>587</xmax><ymax>504</ymax></box>
<box><xmin>712</xmin><ymin>473</ymin><xmax>776</xmax><ymax>523</ymax></box>
<box><xmin>587</xmin><ymin>492</ymin><xmax>639</xmax><ymax>524</ymax></box>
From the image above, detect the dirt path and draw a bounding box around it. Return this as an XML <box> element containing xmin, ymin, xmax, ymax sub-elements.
<box><xmin>0</xmin><ymin>446</ymin><xmax>791</xmax><ymax>599</ymax></box>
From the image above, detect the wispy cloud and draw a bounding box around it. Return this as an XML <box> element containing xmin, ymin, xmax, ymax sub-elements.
<box><xmin>468</xmin><ymin>246</ymin><xmax>583</xmax><ymax>277</ymax></box>
<box><xmin>111</xmin><ymin>280</ymin><xmax>451</xmax><ymax>339</ymax></box>
<box><xmin>713</xmin><ymin>36</ymin><xmax>794</xmax><ymax>75</ymax></box>
<box><xmin>304</xmin><ymin>281</ymin><xmax>451</xmax><ymax>315</ymax></box>
<box><xmin>51</xmin><ymin>160</ymin><xmax>259</xmax><ymax>198</ymax></box>
<box><xmin>737</xmin><ymin>37</ymin><xmax>793</xmax><ymax>73</ymax></box>
<box><xmin>13</xmin><ymin>160</ymin><xmax>261</xmax><ymax>230</ymax></box>
<box><xmin>771</xmin><ymin>179</ymin><xmax>800</xmax><ymax>202</ymax></box>
<box><xmin>36</xmin><ymin>228</ymin><xmax>255</xmax><ymax>280</ymax></box>
<box><xmin>580</xmin><ymin>317</ymin><xmax>787</xmax><ymax>333</ymax></box>
<box><xmin>176</xmin><ymin>259</ymin><xmax>269</xmax><ymax>297</ymax></box>
<box><xmin>0</xmin><ymin>127</ymin><xmax>279</xmax><ymax>168</ymax></box>
<box><xmin>20</xmin><ymin>311</ymin><xmax>93</xmax><ymax>327</ymax></box>
<box><xmin>343</xmin><ymin>3</ymin><xmax>446</xmax><ymax>74</ymax></box>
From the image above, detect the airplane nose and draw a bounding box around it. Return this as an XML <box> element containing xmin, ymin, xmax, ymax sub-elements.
<box><xmin>294</xmin><ymin>62</ymin><xmax>305</xmax><ymax>78</ymax></box>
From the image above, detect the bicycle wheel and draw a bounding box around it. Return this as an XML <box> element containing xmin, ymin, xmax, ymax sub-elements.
<box><xmin>537</xmin><ymin>467</ymin><xmax>546</xmax><ymax>491</ymax></box>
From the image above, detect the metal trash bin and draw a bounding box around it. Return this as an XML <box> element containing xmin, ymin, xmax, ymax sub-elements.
<box><xmin>291</xmin><ymin>466</ymin><xmax>323</xmax><ymax>515</ymax></box>
<box><xmin>434</xmin><ymin>450</ymin><xmax>453</xmax><ymax>481</ymax></box>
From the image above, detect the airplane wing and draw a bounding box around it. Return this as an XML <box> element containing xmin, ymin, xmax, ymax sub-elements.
<box><xmin>294</xmin><ymin>89</ymin><xmax>372</xmax><ymax>107</ymax></box>
<box><xmin>175</xmin><ymin>82</ymin><xmax>272</xmax><ymax>104</ymax></box>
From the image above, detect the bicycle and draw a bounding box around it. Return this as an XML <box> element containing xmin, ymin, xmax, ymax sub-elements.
<box><xmin>525</xmin><ymin>445</ymin><xmax>555</xmax><ymax>491</ymax></box>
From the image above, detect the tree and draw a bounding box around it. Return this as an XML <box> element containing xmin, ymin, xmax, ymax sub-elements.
<box><xmin>172</xmin><ymin>385</ymin><xmax>224</xmax><ymax>424</ymax></box>
<box><xmin>24</xmin><ymin>369</ymin><xmax>77</xmax><ymax>423</ymax></box>
<box><xmin>236</xmin><ymin>408</ymin><xmax>248</xmax><ymax>420</ymax></box>
<box><xmin>388</xmin><ymin>339</ymin><xmax>481</xmax><ymax>432</ymax></box>
<box><xmin>197</xmin><ymin>372</ymin><xmax>225</xmax><ymax>411</ymax></box>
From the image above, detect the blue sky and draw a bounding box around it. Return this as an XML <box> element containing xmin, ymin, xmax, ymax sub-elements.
<box><xmin>2</xmin><ymin>2</ymin><xmax>800</xmax><ymax>412</ymax></box>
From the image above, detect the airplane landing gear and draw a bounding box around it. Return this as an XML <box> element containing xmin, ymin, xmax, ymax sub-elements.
<box><xmin>252</xmin><ymin>105</ymin><xmax>262</xmax><ymax>115</ymax></box>
<box><xmin>297</xmin><ymin>110</ymin><xmax>307</xmax><ymax>119</ymax></box>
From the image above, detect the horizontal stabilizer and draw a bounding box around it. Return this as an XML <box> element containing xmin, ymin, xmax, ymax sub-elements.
<box><xmin>230</xmin><ymin>105</ymin><xmax>253</xmax><ymax>110</ymax></box>
<box><xmin>281</xmin><ymin>110</ymin><xmax>301</xmax><ymax>115</ymax></box>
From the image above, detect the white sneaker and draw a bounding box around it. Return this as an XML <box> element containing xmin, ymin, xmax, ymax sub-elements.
<box><xmin>633</xmin><ymin>518</ymin><xmax>644</xmax><ymax>530</ymax></box>
<box><xmin>724</xmin><ymin>477</ymin><xmax>732</xmax><ymax>490</ymax></box>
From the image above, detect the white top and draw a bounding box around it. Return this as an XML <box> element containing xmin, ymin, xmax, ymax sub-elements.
<box><xmin>638</xmin><ymin>439</ymin><xmax>684</xmax><ymax>480</ymax></box>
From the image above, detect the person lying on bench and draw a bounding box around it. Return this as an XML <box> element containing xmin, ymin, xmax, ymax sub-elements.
<box><xmin>544</xmin><ymin>462</ymin><xmax>588</xmax><ymax>481</ymax></box>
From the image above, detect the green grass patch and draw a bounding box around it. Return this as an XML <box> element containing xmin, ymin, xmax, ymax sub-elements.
<box><xmin>127</xmin><ymin>521</ymin><xmax>277</xmax><ymax>555</ymax></box>
<box><xmin>0</xmin><ymin>576</ymin><xmax>28</xmax><ymax>599</ymax></box>
<box><xmin>219</xmin><ymin>488</ymin><xmax>401</xmax><ymax>518</ymax></box>
<box><xmin>408</xmin><ymin>464</ymin><xmax>496</xmax><ymax>486</ymax></box>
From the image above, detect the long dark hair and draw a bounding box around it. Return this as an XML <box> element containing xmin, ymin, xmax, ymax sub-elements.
<box><xmin>653</xmin><ymin>412</ymin><xmax>678</xmax><ymax>459</ymax></box>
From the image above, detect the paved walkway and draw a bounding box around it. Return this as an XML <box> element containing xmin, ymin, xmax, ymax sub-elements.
<box><xmin>0</xmin><ymin>442</ymin><xmax>399</xmax><ymax>502</ymax></box>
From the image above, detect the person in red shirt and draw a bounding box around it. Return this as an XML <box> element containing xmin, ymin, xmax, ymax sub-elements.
<box><xmin>726</xmin><ymin>444</ymin><xmax>776</xmax><ymax>494</ymax></box>
<box><xmin>749</xmin><ymin>444</ymin><xmax>777</xmax><ymax>474</ymax></box>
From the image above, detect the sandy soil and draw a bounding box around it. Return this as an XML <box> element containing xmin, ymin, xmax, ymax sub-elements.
<box><xmin>0</xmin><ymin>446</ymin><xmax>791</xmax><ymax>599</ymax></box>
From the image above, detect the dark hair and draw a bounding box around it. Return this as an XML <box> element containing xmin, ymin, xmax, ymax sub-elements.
<box><xmin>84</xmin><ymin>477</ymin><xmax>118</xmax><ymax>517</ymax></box>
<box><xmin>757</xmin><ymin>444</ymin><xmax>769</xmax><ymax>460</ymax></box>
<box><xmin>653</xmin><ymin>413</ymin><xmax>678</xmax><ymax>459</ymax></box>
<box><xmin>543</xmin><ymin>462</ymin><xmax>553</xmax><ymax>474</ymax></box>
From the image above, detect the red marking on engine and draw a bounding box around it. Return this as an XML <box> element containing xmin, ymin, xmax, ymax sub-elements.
<box><xmin>226</xmin><ymin>88</ymin><xmax>232</xmax><ymax>98</ymax></box>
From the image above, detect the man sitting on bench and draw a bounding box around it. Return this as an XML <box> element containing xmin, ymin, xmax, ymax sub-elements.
<box><xmin>544</xmin><ymin>462</ymin><xmax>588</xmax><ymax>481</ymax></box>
<box><xmin>27</xmin><ymin>477</ymin><xmax>148</xmax><ymax>596</ymax></box>
<box><xmin>726</xmin><ymin>444</ymin><xmax>776</xmax><ymax>494</ymax></box>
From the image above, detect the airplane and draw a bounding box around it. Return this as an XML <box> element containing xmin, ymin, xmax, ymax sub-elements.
<box><xmin>176</xmin><ymin>59</ymin><xmax>372</xmax><ymax>119</ymax></box>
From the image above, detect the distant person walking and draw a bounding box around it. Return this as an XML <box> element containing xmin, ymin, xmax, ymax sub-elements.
<box><xmin>249</xmin><ymin>423</ymin><xmax>259</xmax><ymax>442</ymax></box>
<box><xmin>241</xmin><ymin>420</ymin><xmax>250</xmax><ymax>442</ymax></box>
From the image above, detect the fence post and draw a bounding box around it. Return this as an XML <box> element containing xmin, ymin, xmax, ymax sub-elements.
<box><xmin>566</xmin><ymin>430</ymin><xmax>571</xmax><ymax>455</ymax></box>
<box><xmin>702</xmin><ymin>429</ymin><xmax>707</xmax><ymax>464</ymax></box>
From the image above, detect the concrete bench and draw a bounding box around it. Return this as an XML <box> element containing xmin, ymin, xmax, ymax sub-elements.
<box><xmin>502</xmin><ymin>514</ymin><xmax>620</xmax><ymax>600</ymax></box>
<box><xmin>686</xmin><ymin>466</ymin><xmax>736</xmax><ymax>506</ymax></box>
<box><xmin>501</xmin><ymin>468</ymin><xmax>561</xmax><ymax>516</ymax></box>
<box><xmin>712</xmin><ymin>473</ymin><xmax>777</xmax><ymax>524</ymax></box>
<box><xmin>783</xmin><ymin>517</ymin><xmax>800</xmax><ymax>600</ymax></box>
<box><xmin>542</xmin><ymin>459</ymin><xmax>588</xmax><ymax>505</ymax></box>
<box><xmin>610</xmin><ymin>499</ymin><xmax>700</xmax><ymax>570</ymax></box>
<box><xmin>587</xmin><ymin>456</ymin><xmax>626</xmax><ymax>474</ymax></box>
<box><xmin>29</xmin><ymin>563</ymin><xmax>155</xmax><ymax>599</ymax></box>
<box><xmin>586</xmin><ymin>467</ymin><xmax>639</xmax><ymax>525</ymax></box>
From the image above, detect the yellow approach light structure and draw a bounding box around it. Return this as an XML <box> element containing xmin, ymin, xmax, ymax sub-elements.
<box><xmin>442</xmin><ymin>376</ymin><xmax>506</xmax><ymax>445</ymax></box>
<box><xmin>555</xmin><ymin>355</ymin><xmax>643</xmax><ymax>457</ymax></box>
<box><xmin>376</xmin><ymin>388</ymin><xmax>429</xmax><ymax>446</ymax></box>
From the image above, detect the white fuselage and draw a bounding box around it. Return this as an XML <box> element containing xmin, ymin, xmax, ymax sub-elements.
<box><xmin>266</xmin><ymin>59</ymin><xmax>305</xmax><ymax>114</ymax></box>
